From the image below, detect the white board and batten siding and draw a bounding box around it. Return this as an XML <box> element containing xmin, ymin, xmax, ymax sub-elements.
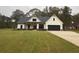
<box><xmin>44</xmin><ymin>15</ymin><xmax>63</xmax><ymax>30</ymax></box>
<box><xmin>17</xmin><ymin>24</ymin><xmax>25</xmax><ymax>29</ymax></box>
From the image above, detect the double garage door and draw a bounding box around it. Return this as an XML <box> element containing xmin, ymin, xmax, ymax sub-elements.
<box><xmin>48</xmin><ymin>25</ymin><xmax>60</xmax><ymax>30</ymax></box>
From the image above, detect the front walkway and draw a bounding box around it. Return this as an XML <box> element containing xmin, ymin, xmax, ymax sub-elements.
<box><xmin>48</xmin><ymin>31</ymin><xmax>79</xmax><ymax>47</ymax></box>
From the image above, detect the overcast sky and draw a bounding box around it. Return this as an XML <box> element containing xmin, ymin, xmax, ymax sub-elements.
<box><xmin>0</xmin><ymin>6</ymin><xmax>79</xmax><ymax>17</ymax></box>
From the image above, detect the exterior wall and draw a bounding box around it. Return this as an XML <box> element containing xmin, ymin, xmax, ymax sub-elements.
<box><xmin>27</xmin><ymin>17</ymin><xmax>41</xmax><ymax>22</ymax></box>
<box><xmin>45</xmin><ymin>15</ymin><xmax>63</xmax><ymax>30</ymax></box>
<box><xmin>17</xmin><ymin>24</ymin><xmax>25</xmax><ymax>29</ymax></box>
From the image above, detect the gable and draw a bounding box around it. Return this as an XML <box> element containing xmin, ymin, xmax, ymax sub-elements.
<box><xmin>46</xmin><ymin>15</ymin><xmax>63</xmax><ymax>25</ymax></box>
<box><xmin>27</xmin><ymin>17</ymin><xmax>41</xmax><ymax>22</ymax></box>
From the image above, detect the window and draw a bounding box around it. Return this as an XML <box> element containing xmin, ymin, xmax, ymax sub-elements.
<box><xmin>53</xmin><ymin>18</ymin><xmax>55</xmax><ymax>21</ymax></box>
<box><xmin>33</xmin><ymin>19</ymin><xmax>36</xmax><ymax>21</ymax></box>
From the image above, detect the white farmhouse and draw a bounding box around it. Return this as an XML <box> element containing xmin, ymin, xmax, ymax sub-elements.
<box><xmin>17</xmin><ymin>14</ymin><xmax>63</xmax><ymax>30</ymax></box>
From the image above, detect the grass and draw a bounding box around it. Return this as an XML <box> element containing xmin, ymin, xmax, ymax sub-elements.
<box><xmin>0</xmin><ymin>29</ymin><xmax>79</xmax><ymax>53</ymax></box>
<box><xmin>71</xmin><ymin>29</ymin><xmax>79</xmax><ymax>33</ymax></box>
<box><xmin>74</xmin><ymin>30</ymin><xmax>79</xmax><ymax>33</ymax></box>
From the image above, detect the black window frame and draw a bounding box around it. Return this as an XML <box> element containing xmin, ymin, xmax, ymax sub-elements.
<box><xmin>33</xmin><ymin>19</ymin><xmax>36</xmax><ymax>21</ymax></box>
<box><xmin>53</xmin><ymin>18</ymin><xmax>55</xmax><ymax>21</ymax></box>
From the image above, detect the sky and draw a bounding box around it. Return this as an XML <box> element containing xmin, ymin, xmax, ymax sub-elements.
<box><xmin>0</xmin><ymin>6</ymin><xmax>79</xmax><ymax>17</ymax></box>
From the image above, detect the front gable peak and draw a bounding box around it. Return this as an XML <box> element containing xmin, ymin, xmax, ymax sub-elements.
<box><xmin>27</xmin><ymin>16</ymin><xmax>41</xmax><ymax>22</ymax></box>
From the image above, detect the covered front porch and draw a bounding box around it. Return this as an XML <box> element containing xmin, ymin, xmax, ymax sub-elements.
<box><xmin>26</xmin><ymin>22</ymin><xmax>44</xmax><ymax>30</ymax></box>
<box><xmin>17</xmin><ymin>22</ymin><xmax>45</xmax><ymax>30</ymax></box>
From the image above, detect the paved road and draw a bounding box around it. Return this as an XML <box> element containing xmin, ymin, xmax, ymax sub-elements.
<box><xmin>48</xmin><ymin>31</ymin><xmax>79</xmax><ymax>47</ymax></box>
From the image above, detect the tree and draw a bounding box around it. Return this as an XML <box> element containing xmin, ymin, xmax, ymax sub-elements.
<box><xmin>0</xmin><ymin>14</ymin><xmax>11</xmax><ymax>28</ymax></box>
<box><xmin>49</xmin><ymin>7</ymin><xmax>60</xmax><ymax>16</ymax></box>
<box><xmin>25</xmin><ymin>6</ymin><xmax>60</xmax><ymax>17</ymax></box>
<box><xmin>73</xmin><ymin>13</ymin><xmax>79</xmax><ymax>29</ymax></box>
<box><xmin>42</xmin><ymin>6</ymin><xmax>49</xmax><ymax>17</ymax></box>
<box><xmin>39</xmin><ymin>6</ymin><xmax>60</xmax><ymax>17</ymax></box>
<box><xmin>11</xmin><ymin>9</ymin><xmax>25</xmax><ymax>21</ymax></box>
<box><xmin>11</xmin><ymin>9</ymin><xmax>25</xmax><ymax>28</ymax></box>
<box><xmin>43</xmin><ymin>6</ymin><xmax>49</xmax><ymax>13</ymax></box>
<box><xmin>25</xmin><ymin>8</ymin><xmax>42</xmax><ymax>17</ymax></box>
<box><xmin>59</xmin><ymin>6</ymin><xmax>72</xmax><ymax>29</ymax></box>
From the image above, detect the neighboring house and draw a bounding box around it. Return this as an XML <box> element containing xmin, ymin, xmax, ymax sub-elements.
<box><xmin>17</xmin><ymin>14</ymin><xmax>63</xmax><ymax>30</ymax></box>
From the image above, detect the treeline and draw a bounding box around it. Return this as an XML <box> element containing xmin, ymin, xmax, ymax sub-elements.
<box><xmin>0</xmin><ymin>6</ymin><xmax>79</xmax><ymax>29</ymax></box>
<box><xmin>0</xmin><ymin>15</ymin><xmax>12</xmax><ymax>28</ymax></box>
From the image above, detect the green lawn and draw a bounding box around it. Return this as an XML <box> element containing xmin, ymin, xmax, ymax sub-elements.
<box><xmin>72</xmin><ymin>29</ymin><xmax>79</xmax><ymax>33</ymax></box>
<box><xmin>70</xmin><ymin>29</ymin><xmax>79</xmax><ymax>33</ymax></box>
<box><xmin>0</xmin><ymin>29</ymin><xmax>79</xmax><ymax>53</ymax></box>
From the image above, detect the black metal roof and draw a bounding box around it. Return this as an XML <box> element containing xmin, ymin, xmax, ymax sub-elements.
<box><xmin>38</xmin><ymin>17</ymin><xmax>50</xmax><ymax>22</ymax></box>
<box><xmin>17</xmin><ymin>17</ymin><xmax>31</xmax><ymax>23</ymax></box>
<box><xmin>17</xmin><ymin>17</ymin><xmax>50</xmax><ymax>23</ymax></box>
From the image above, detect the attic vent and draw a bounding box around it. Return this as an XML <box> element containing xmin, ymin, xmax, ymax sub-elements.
<box><xmin>53</xmin><ymin>18</ymin><xmax>55</xmax><ymax>21</ymax></box>
<box><xmin>33</xmin><ymin>19</ymin><xmax>36</xmax><ymax>21</ymax></box>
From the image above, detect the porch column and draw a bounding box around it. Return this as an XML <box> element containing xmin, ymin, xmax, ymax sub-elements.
<box><xmin>22</xmin><ymin>24</ymin><xmax>25</xmax><ymax>29</ymax></box>
<box><xmin>60</xmin><ymin>24</ymin><xmax>63</xmax><ymax>30</ymax></box>
<box><xmin>37</xmin><ymin>24</ymin><xmax>39</xmax><ymax>29</ymax></box>
<box><xmin>44</xmin><ymin>24</ymin><xmax>46</xmax><ymax>29</ymax></box>
<box><xmin>25</xmin><ymin>25</ymin><xmax>28</xmax><ymax>29</ymax></box>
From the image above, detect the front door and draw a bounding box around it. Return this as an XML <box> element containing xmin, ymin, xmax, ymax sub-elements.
<box><xmin>33</xmin><ymin>25</ymin><xmax>37</xmax><ymax>29</ymax></box>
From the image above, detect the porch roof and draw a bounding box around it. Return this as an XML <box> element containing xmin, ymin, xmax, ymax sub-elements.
<box><xmin>17</xmin><ymin>17</ymin><xmax>31</xmax><ymax>23</ymax></box>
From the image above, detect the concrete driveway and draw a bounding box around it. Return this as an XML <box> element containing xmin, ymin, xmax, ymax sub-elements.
<box><xmin>48</xmin><ymin>31</ymin><xmax>79</xmax><ymax>47</ymax></box>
